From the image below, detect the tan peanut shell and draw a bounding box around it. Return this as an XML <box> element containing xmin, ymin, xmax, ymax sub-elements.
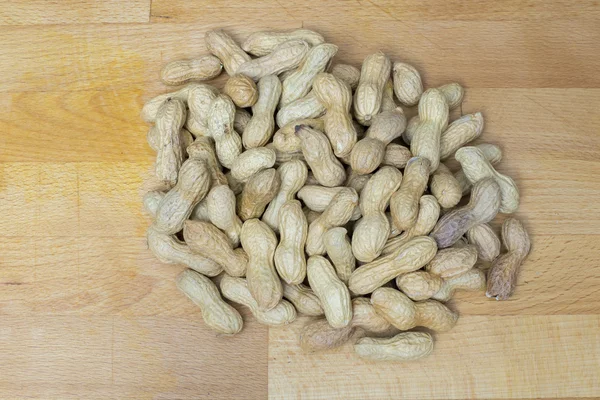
<box><xmin>141</xmin><ymin>84</ymin><xmax>193</xmax><ymax>123</ymax></box>
<box><xmin>307</xmin><ymin>256</ymin><xmax>353</xmax><ymax>329</ymax></box>
<box><xmin>410</xmin><ymin>88</ymin><xmax>450</xmax><ymax>172</ymax></box>
<box><xmin>345</xmin><ymin>168</ymin><xmax>371</xmax><ymax>194</ymax></box>
<box><xmin>390</xmin><ymin>157</ymin><xmax>430</xmax><ymax>231</ymax></box>
<box><xmin>187</xmin><ymin>137</ymin><xmax>228</xmax><ymax>186</ymax></box>
<box><xmin>242</xmin><ymin>29</ymin><xmax>325</xmax><ymax>57</ymax></box>
<box><xmin>352</xmin><ymin>166</ymin><xmax>403</xmax><ymax>262</ymax></box>
<box><xmin>241</xmin><ymin>219</ymin><xmax>282</xmax><ymax>311</ymax></box>
<box><xmin>276</xmin><ymin>92</ymin><xmax>325</xmax><ymax>127</ymax></box>
<box><xmin>282</xmin><ymin>282</ymin><xmax>324</xmax><ymax>316</ymax></box>
<box><xmin>143</xmin><ymin>191</ymin><xmax>164</xmax><ymax>217</ymax></box>
<box><xmin>206</xmin><ymin>185</ymin><xmax>243</xmax><ymax>247</ymax></box>
<box><xmin>486</xmin><ymin>218</ymin><xmax>531</xmax><ymax>300</ymax></box>
<box><xmin>324</xmin><ymin>227</ymin><xmax>356</xmax><ymax>284</ymax></box>
<box><xmin>402</xmin><ymin>114</ymin><xmax>419</xmax><ymax>144</ymax></box>
<box><xmin>392</xmin><ymin>62</ymin><xmax>423</xmax><ymax>106</ymax></box>
<box><xmin>350</xmin><ymin>107</ymin><xmax>406</xmax><ymax>174</ymax></box>
<box><xmin>426</xmin><ymin>245</ymin><xmax>478</xmax><ymax>278</ymax></box>
<box><xmin>266</xmin><ymin>143</ymin><xmax>305</xmax><ymax>165</ymax></box>
<box><xmin>225</xmin><ymin>172</ymin><xmax>244</xmax><ymax>195</ymax></box>
<box><xmin>331</xmin><ymin>64</ymin><xmax>361</xmax><ymax>89</ymax></box>
<box><xmin>382</xmin><ymin>143</ymin><xmax>411</xmax><ymax>169</ymax></box>
<box><xmin>306</xmin><ymin>187</ymin><xmax>359</xmax><ymax>256</ymax></box>
<box><xmin>298</xmin><ymin>185</ymin><xmax>360</xmax><ymax>221</ymax></box>
<box><xmin>455</xmin><ymin>146</ymin><xmax>520</xmax><ymax>214</ymax></box>
<box><xmin>304</xmin><ymin>209</ymin><xmax>322</xmax><ymax>225</ymax></box>
<box><xmin>154</xmin><ymin>98</ymin><xmax>187</xmax><ymax>184</ymax></box>
<box><xmin>466</xmin><ymin>223</ymin><xmax>501</xmax><ymax>262</ymax></box>
<box><xmin>230</xmin><ymin>147</ymin><xmax>276</xmax><ymax>183</ymax></box>
<box><xmin>274</xmin><ymin>200</ymin><xmax>308</xmax><ymax>284</ymax></box>
<box><xmin>429</xmin><ymin>163</ymin><xmax>462</xmax><ymax>209</ymax></box>
<box><xmin>161</xmin><ymin>55</ymin><xmax>223</xmax><ymax>86</ymax></box>
<box><xmin>191</xmin><ymin>198</ymin><xmax>210</xmax><ymax>222</ymax></box>
<box><xmin>383</xmin><ymin>195</ymin><xmax>440</xmax><ymax>255</ymax></box>
<box><xmin>237</xmin><ymin>39</ymin><xmax>310</xmax><ymax>81</ymax></box>
<box><xmin>351</xmin><ymin>297</ymin><xmax>397</xmax><ymax>334</ymax></box>
<box><xmin>433</xmin><ymin>268</ymin><xmax>486</xmax><ymax>302</ymax></box>
<box><xmin>220</xmin><ymin>275</ymin><xmax>297</xmax><ymax>326</ymax></box>
<box><xmin>299</xmin><ymin>318</ymin><xmax>355</xmax><ymax>353</ymax></box>
<box><xmin>281</xmin><ymin>43</ymin><xmax>338</xmax><ymax>107</ymax></box>
<box><xmin>234</xmin><ymin>108</ymin><xmax>252</xmax><ymax>133</ymax></box>
<box><xmin>371</xmin><ymin>288</ymin><xmax>458</xmax><ymax>332</ymax></box>
<box><xmin>296</xmin><ymin>125</ymin><xmax>346</xmax><ymax>187</ymax></box>
<box><xmin>237</xmin><ymin>168</ymin><xmax>281</xmax><ymax>221</ymax></box>
<box><xmin>430</xmin><ymin>178</ymin><xmax>501</xmax><ymax>248</ymax></box>
<box><xmin>176</xmin><ymin>269</ymin><xmax>242</xmax><ymax>335</ymax></box>
<box><xmin>147</xmin><ymin>227</ymin><xmax>223</xmax><ymax>277</ymax></box>
<box><xmin>224</xmin><ymin>74</ymin><xmax>259</xmax><ymax>108</ymax></box>
<box><xmin>263</xmin><ymin>160</ymin><xmax>308</xmax><ymax>231</ymax></box>
<box><xmin>147</xmin><ymin>126</ymin><xmax>193</xmax><ymax>155</ymax></box>
<box><xmin>154</xmin><ymin>159</ymin><xmax>211</xmax><ymax>234</ymax></box>
<box><xmin>312</xmin><ymin>73</ymin><xmax>357</xmax><ymax>157</ymax></box>
<box><xmin>207</xmin><ymin>94</ymin><xmax>242</xmax><ymax>169</ymax></box>
<box><xmin>439</xmin><ymin>82</ymin><xmax>464</xmax><ymax>110</ymax></box>
<box><xmin>273</xmin><ymin>118</ymin><xmax>325</xmax><ymax>153</ymax></box>
<box><xmin>354</xmin><ymin>52</ymin><xmax>392</xmax><ymax>125</ymax></box>
<box><xmin>455</xmin><ymin>143</ymin><xmax>503</xmax><ymax>195</ymax></box>
<box><xmin>205</xmin><ymin>29</ymin><xmax>251</xmax><ymax>76</ymax></box>
<box><xmin>355</xmin><ymin>332</ymin><xmax>434</xmax><ymax>362</ymax></box>
<box><xmin>243</xmin><ymin>75</ymin><xmax>282</xmax><ymax>148</ymax></box>
<box><xmin>183</xmin><ymin>220</ymin><xmax>248</xmax><ymax>277</ymax></box>
<box><xmin>396</xmin><ymin>271</ymin><xmax>444</xmax><ymax>301</ymax></box>
<box><xmin>380</xmin><ymin>79</ymin><xmax>396</xmax><ymax>112</ymax></box>
<box><xmin>186</xmin><ymin>84</ymin><xmax>220</xmax><ymax>137</ymax></box>
<box><xmin>348</xmin><ymin>236</ymin><xmax>438</xmax><ymax>295</ymax></box>
<box><xmin>440</xmin><ymin>112</ymin><xmax>485</xmax><ymax>160</ymax></box>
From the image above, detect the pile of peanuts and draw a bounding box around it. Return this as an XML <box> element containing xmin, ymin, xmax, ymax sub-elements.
<box><xmin>142</xmin><ymin>28</ymin><xmax>531</xmax><ymax>362</ymax></box>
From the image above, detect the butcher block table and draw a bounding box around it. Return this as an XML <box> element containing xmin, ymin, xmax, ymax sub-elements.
<box><xmin>1</xmin><ymin>1</ymin><xmax>599</xmax><ymax>399</ymax></box>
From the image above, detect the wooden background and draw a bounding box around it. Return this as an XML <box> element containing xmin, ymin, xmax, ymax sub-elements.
<box><xmin>1</xmin><ymin>1</ymin><xmax>599</xmax><ymax>399</ymax></box>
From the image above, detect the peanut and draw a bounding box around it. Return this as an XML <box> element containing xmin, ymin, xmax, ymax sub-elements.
<box><xmin>187</xmin><ymin>137</ymin><xmax>228</xmax><ymax>186</ymax></box>
<box><xmin>307</xmin><ymin>256</ymin><xmax>353</xmax><ymax>328</ymax></box>
<box><xmin>306</xmin><ymin>187</ymin><xmax>358</xmax><ymax>256</ymax></box>
<box><xmin>242</xmin><ymin>29</ymin><xmax>325</xmax><ymax>57</ymax></box>
<box><xmin>371</xmin><ymin>287</ymin><xmax>458</xmax><ymax>332</ymax></box>
<box><xmin>205</xmin><ymin>29</ymin><xmax>251</xmax><ymax>76</ymax></box>
<box><xmin>161</xmin><ymin>55</ymin><xmax>223</xmax><ymax>86</ymax></box>
<box><xmin>220</xmin><ymin>275</ymin><xmax>296</xmax><ymax>326</ymax></box>
<box><xmin>230</xmin><ymin>147</ymin><xmax>276</xmax><ymax>183</ymax></box>
<box><xmin>466</xmin><ymin>223</ymin><xmax>501</xmax><ymax>262</ymax></box>
<box><xmin>355</xmin><ymin>332</ymin><xmax>433</xmax><ymax>362</ymax></box>
<box><xmin>439</xmin><ymin>82</ymin><xmax>464</xmax><ymax>110</ymax></box>
<box><xmin>380</xmin><ymin>79</ymin><xmax>396</xmax><ymax>112</ymax></box>
<box><xmin>295</xmin><ymin>125</ymin><xmax>346</xmax><ymax>187</ymax></box>
<box><xmin>426</xmin><ymin>245</ymin><xmax>478</xmax><ymax>278</ymax></box>
<box><xmin>354</xmin><ymin>52</ymin><xmax>392</xmax><ymax>125</ymax></box>
<box><xmin>176</xmin><ymin>269</ymin><xmax>242</xmax><ymax>335</ymax></box>
<box><xmin>243</xmin><ymin>75</ymin><xmax>282</xmax><ymax>148</ymax></box>
<box><xmin>392</xmin><ymin>62</ymin><xmax>423</xmax><ymax>106</ymax></box>
<box><xmin>273</xmin><ymin>118</ymin><xmax>325</xmax><ymax>153</ymax></box>
<box><xmin>299</xmin><ymin>318</ymin><xmax>355</xmax><ymax>353</ymax></box>
<box><xmin>439</xmin><ymin>112</ymin><xmax>485</xmax><ymax>160</ymax></box>
<box><xmin>223</xmin><ymin>74</ymin><xmax>259</xmax><ymax>108</ymax></box>
<box><xmin>234</xmin><ymin>108</ymin><xmax>252</xmax><ymax>133</ymax></box>
<box><xmin>274</xmin><ymin>200</ymin><xmax>308</xmax><ymax>284</ymax></box>
<box><xmin>207</xmin><ymin>94</ymin><xmax>242</xmax><ymax>169</ymax></box>
<box><xmin>402</xmin><ymin>114</ymin><xmax>419</xmax><ymax>145</ymax></box>
<box><xmin>486</xmin><ymin>218</ymin><xmax>531</xmax><ymax>300</ymax></box>
<box><xmin>191</xmin><ymin>198</ymin><xmax>210</xmax><ymax>222</ymax></box>
<box><xmin>225</xmin><ymin>172</ymin><xmax>244</xmax><ymax>195</ymax></box>
<box><xmin>282</xmin><ymin>282</ymin><xmax>324</xmax><ymax>316</ymax></box>
<box><xmin>351</xmin><ymin>297</ymin><xmax>397</xmax><ymax>335</ymax></box>
<box><xmin>396</xmin><ymin>271</ymin><xmax>444</xmax><ymax>301</ymax></box>
<box><xmin>237</xmin><ymin>168</ymin><xmax>280</xmax><ymax>221</ymax></box>
<box><xmin>390</xmin><ymin>156</ymin><xmax>430</xmax><ymax>231</ymax></box>
<box><xmin>349</xmin><ymin>236</ymin><xmax>437</xmax><ymax>295</ymax></box>
<box><xmin>281</xmin><ymin>43</ymin><xmax>338</xmax><ymax>107</ymax></box>
<box><xmin>183</xmin><ymin>220</ymin><xmax>248</xmax><ymax>277</ymax></box>
<box><xmin>429</xmin><ymin>163</ymin><xmax>462</xmax><ymax>209</ymax></box>
<box><xmin>455</xmin><ymin>146</ymin><xmax>520</xmax><ymax>214</ymax></box>
<box><xmin>433</xmin><ymin>268</ymin><xmax>486</xmax><ymax>302</ymax></box>
<box><xmin>410</xmin><ymin>89</ymin><xmax>450</xmax><ymax>172</ymax></box>
<box><xmin>304</xmin><ymin>209</ymin><xmax>322</xmax><ymax>225</ymax></box>
<box><xmin>263</xmin><ymin>160</ymin><xmax>308</xmax><ymax>231</ymax></box>
<box><xmin>383</xmin><ymin>195</ymin><xmax>440</xmax><ymax>255</ymax></box>
<box><xmin>455</xmin><ymin>143</ymin><xmax>503</xmax><ymax>195</ymax></box>
<box><xmin>430</xmin><ymin>178</ymin><xmax>501</xmax><ymax>248</ymax></box>
<box><xmin>141</xmin><ymin>84</ymin><xmax>193</xmax><ymax>123</ymax></box>
<box><xmin>186</xmin><ymin>84</ymin><xmax>220</xmax><ymax>137</ymax></box>
<box><xmin>147</xmin><ymin>126</ymin><xmax>193</xmax><ymax>154</ymax></box>
<box><xmin>382</xmin><ymin>143</ymin><xmax>411</xmax><ymax>169</ymax></box>
<box><xmin>241</xmin><ymin>219</ymin><xmax>282</xmax><ymax>311</ymax></box>
<box><xmin>352</xmin><ymin>167</ymin><xmax>403</xmax><ymax>262</ymax></box>
<box><xmin>344</xmin><ymin>167</ymin><xmax>371</xmax><ymax>194</ymax></box>
<box><xmin>154</xmin><ymin>159</ymin><xmax>211</xmax><ymax>234</ymax></box>
<box><xmin>143</xmin><ymin>190</ymin><xmax>164</xmax><ymax>217</ymax></box>
<box><xmin>324</xmin><ymin>227</ymin><xmax>356</xmax><ymax>284</ymax></box>
<box><xmin>154</xmin><ymin>98</ymin><xmax>187</xmax><ymax>184</ymax></box>
<box><xmin>297</xmin><ymin>185</ymin><xmax>361</xmax><ymax>221</ymax></box>
<box><xmin>312</xmin><ymin>73</ymin><xmax>357</xmax><ymax>157</ymax></box>
<box><xmin>237</xmin><ymin>39</ymin><xmax>309</xmax><ymax>81</ymax></box>
<box><xmin>330</xmin><ymin>64</ymin><xmax>361</xmax><ymax>89</ymax></box>
<box><xmin>266</xmin><ymin>143</ymin><xmax>306</xmax><ymax>165</ymax></box>
<box><xmin>205</xmin><ymin>185</ymin><xmax>242</xmax><ymax>247</ymax></box>
<box><xmin>350</xmin><ymin>107</ymin><xmax>406</xmax><ymax>174</ymax></box>
<box><xmin>147</xmin><ymin>227</ymin><xmax>223</xmax><ymax>277</ymax></box>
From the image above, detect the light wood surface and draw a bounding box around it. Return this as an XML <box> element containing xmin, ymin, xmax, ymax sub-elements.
<box><xmin>0</xmin><ymin>1</ymin><xmax>599</xmax><ymax>399</ymax></box>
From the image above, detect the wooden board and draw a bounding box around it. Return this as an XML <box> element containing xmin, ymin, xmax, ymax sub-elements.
<box><xmin>0</xmin><ymin>1</ymin><xmax>599</xmax><ymax>399</ymax></box>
